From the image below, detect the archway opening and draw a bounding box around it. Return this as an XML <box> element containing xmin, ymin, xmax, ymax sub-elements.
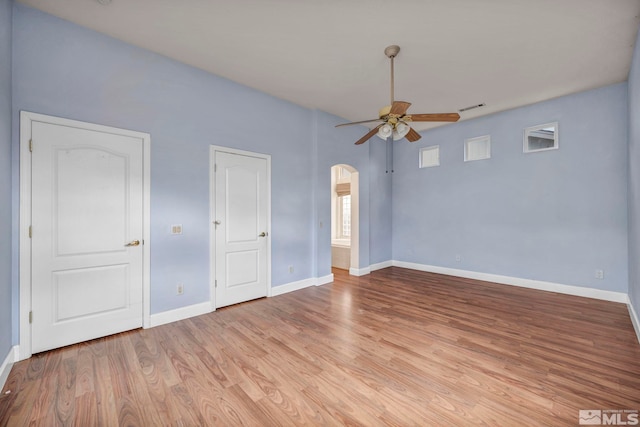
<box><xmin>330</xmin><ymin>164</ymin><xmax>359</xmax><ymax>273</ymax></box>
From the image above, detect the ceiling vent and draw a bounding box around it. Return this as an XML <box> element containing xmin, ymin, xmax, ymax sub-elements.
<box><xmin>459</xmin><ymin>103</ymin><xmax>486</xmax><ymax>112</ymax></box>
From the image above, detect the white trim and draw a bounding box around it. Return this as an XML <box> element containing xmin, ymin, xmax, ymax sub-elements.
<box><xmin>316</xmin><ymin>273</ymin><xmax>334</xmax><ymax>286</ymax></box>
<box><xmin>349</xmin><ymin>266</ymin><xmax>371</xmax><ymax>276</ymax></box>
<box><xmin>392</xmin><ymin>261</ymin><xmax>629</xmax><ymax>303</ymax></box>
<box><xmin>370</xmin><ymin>260</ymin><xmax>393</xmax><ymax>272</ymax></box>
<box><xmin>148</xmin><ymin>302</ymin><xmax>212</xmax><ymax>328</ymax></box>
<box><xmin>271</xmin><ymin>278</ymin><xmax>316</xmax><ymax>297</ymax></box>
<box><xmin>209</xmin><ymin>145</ymin><xmax>272</xmax><ymax>305</ymax></box>
<box><xmin>142</xmin><ymin>132</ymin><xmax>151</xmax><ymax>328</ymax></box>
<box><xmin>628</xmin><ymin>300</ymin><xmax>640</xmax><ymax>345</ymax></box>
<box><xmin>19</xmin><ymin>111</ymin><xmax>151</xmax><ymax>360</ymax></box>
<box><xmin>0</xmin><ymin>346</ymin><xmax>19</xmax><ymax>391</ymax></box>
<box><xmin>331</xmin><ymin>239</ymin><xmax>351</xmax><ymax>248</ymax></box>
<box><xmin>270</xmin><ymin>274</ymin><xmax>334</xmax><ymax>297</ymax></box>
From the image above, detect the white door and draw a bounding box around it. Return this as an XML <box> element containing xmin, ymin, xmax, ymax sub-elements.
<box><xmin>213</xmin><ymin>150</ymin><xmax>269</xmax><ymax>308</ymax></box>
<box><xmin>31</xmin><ymin>120</ymin><xmax>144</xmax><ymax>353</ymax></box>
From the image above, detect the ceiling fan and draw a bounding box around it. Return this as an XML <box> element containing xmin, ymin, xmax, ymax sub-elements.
<box><xmin>336</xmin><ymin>45</ymin><xmax>460</xmax><ymax>145</ymax></box>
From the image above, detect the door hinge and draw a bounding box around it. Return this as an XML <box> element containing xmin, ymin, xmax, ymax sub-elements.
<box><xmin>29</xmin><ymin>139</ymin><xmax>33</xmax><ymax>152</ymax></box>
<box><xmin>215</xmin><ymin>280</ymin><xmax>217</xmax><ymax>288</ymax></box>
<box><xmin>214</xmin><ymin>164</ymin><xmax>217</xmax><ymax>173</ymax></box>
<box><xmin>28</xmin><ymin>225</ymin><xmax>32</xmax><ymax>238</ymax></box>
<box><xmin>29</xmin><ymin>311</ymin><xmax>32</xmax><ymax>324</ymax></box>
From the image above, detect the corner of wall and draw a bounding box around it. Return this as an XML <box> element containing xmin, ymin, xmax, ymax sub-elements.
<box><xmin>0</xmin><ymin>345</ymin><xmax>19</xmax><ymax>391</ymax></box>
<box><xmin>628</xmin><ymin>298</ymin><xmax>640</xmax><ymax>345</ymax></box>
<box><xmin>627</xmin><ymin>22</ymin><xmax>640</xmax><ymax>344</ymax></box>
<box><xmin>1</xmin><ymin>0</ymin><xmax>15</xmax><ymax>362</ymax></box>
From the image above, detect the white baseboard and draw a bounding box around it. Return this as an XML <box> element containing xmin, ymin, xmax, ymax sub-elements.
<box><xmin>148</xmin><ymin>302</ymin><xmax>212</xmax><ymax>328</ymax></box>
<box><xmin>349</xmin><ymin>266</ymin><xmax>371</xmax><ymax>276</ymax></box>
<box><xmin>0</xmin><ymin>345</ymin><xmax>19</xmax><ymax>391</ymax></box>
<box><xmin>316</xmin><ymin>273</ymin><xmax>334</xmax><ymax>286</ymax></box>
<box><xmin>271</xmin><ymin>278</ymin><xmax>317</xmax><ymax>296</ymax></box>
<box><xmin>370</xmin><ymin>260</ymin><xmax>393</xmax><ymax>272</ymax></box>
<box><xmin>392</xmin><ymin>260</ymin><xmax>629</xmax><ymax>304</ymax></box>
<box><xmin>628</xmin><ymin>300</ymin><xmax>640</xmax><ymax>345</ymax></box>
<box><xmin>150</xmin><ymin>274</ymin><xmax>337</xmax><ymax>326</ymax></box>
<box><xmin>271</xmin><ymin>274</ymin><xmax>335</xmax><ymax>297</ymax></box>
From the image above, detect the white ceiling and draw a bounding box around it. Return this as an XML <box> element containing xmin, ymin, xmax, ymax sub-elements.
<box><xmin>16</xmin><ymin>0</ymin><xmax>640</xmax><ymax>130</ymax></box>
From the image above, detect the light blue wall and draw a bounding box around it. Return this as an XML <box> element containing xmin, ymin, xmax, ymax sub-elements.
<box><xmin>393</xmin><ymin>83</ymin><xmax>629</xmax><ymax>293</ymax></box>
<box><xmin>369</xmin><ymin>139</ymin><xmax>393</xmax><ymax>265</ymax></box>
<box><xmin>310</xmin><ymin>110</ymin><xmax>391</xmax><ymax>276</ymax></box>
<box><xmin>10</xmin><ymin>4</ymin><xmax>390</xmax><ymax>334</ymax></box>
<box><xmin>0</xmin><ymin>0</ymin><xmax>13</xmax><ymax>358</ymax></box>
<box><xmin>628</xmin><ymin>25</ymin><xmax>640</xmax><ymax>315</ymax></box>
<box><xmin>313</xmin><ymin>110</ymin><xmax>375</xmax><ymax>276</ymax></box>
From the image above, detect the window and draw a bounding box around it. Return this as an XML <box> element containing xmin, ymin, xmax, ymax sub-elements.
<box><xmin>524</xmin><ymin>122</ymin><xmax>558</xmax><ymax>153</ymax></box>
<box><xmin>419</xmin><ymin>145</ymin><xmax>440</xmax><ymax>168</ymax></box>
<box><xmin>337</xmin><ymin>195</ymin><xmax>351</xmax><ymax>238</ymax></box>
<box><xmin>464</xmin><ymin>135</ymin><xmax>491</xmax><ymax>162</ymax></box>
<box><xmin>338</xmin><ymin>167</ymin><xmax>351</xmax><ymax>179</ymax></box>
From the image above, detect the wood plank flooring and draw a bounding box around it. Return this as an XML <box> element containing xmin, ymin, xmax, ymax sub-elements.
<box><xmin>1</xmin><ymin>267</ymin><xmax>640</xmax><ymax>426</ymax></box>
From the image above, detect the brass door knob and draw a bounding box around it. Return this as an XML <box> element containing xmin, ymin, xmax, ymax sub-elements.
<box><xmin>259</xmin><ymin>232</ymin><xmax>268</xmax><ymax>237</ymax></box>
<box><xmin>125</xmin><ymin>240</ymin><xmax>141</xmax><ymax>247</ymax></box>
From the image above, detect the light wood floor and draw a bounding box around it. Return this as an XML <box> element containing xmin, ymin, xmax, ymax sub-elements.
<box><xmin>1</xmin><ymin>267</ymin><xmax>640</xmax><ymax>426</ymax></box>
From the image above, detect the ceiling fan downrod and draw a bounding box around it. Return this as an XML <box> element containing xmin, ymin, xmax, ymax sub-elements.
<box><xmin>384</xmin><ymin>45</ymin><xmax>400</xmax><ymax>105</ymax></box>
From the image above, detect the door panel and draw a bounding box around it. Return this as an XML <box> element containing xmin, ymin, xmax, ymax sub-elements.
<box><xmin>53</xmin><ymin>264</ymin><xmax>129</xmax><ymax>321</ymax></box>
<box><xmin>31</xmin><ymin>121</ymin><xmax>144</xmax><ymax>353</ymax></box>
<box><xmin>226</xmin><ymin>250</ymin><xmax>259</xmax><ymax>287</ymax></box>
<box><xmin>214</xmin><ymin>151</ymin><xmax>268</xmax><ymax>308</ymax></box>
<box><xmin>227</xmin><ymin>166</ymin><xmax>259</xmax><ymax>242</ymax></box>
<box><xmin>55</xmin><ymin>147</ymin><xmax>128</xmax><ymax>255</ymax></box>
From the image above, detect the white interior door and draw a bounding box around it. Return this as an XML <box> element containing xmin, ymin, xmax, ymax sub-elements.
<box><xmin>213</xmin><ymin>150</ymin><xmax>269</xmax><ymax>308</ymax></box>
<box><xmin>30</xmin><ymin>120</ymin><xmax>144</xmax><ymax>353</ymax></box>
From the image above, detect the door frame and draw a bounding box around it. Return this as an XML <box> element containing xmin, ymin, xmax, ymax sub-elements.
<box><xmin>19</xmin><ymin>111</ymin><xmax>151</xmax><ymax>360</ymax></box>
<box><xmin>209</xmin><ymin>145</ymin><xmax>272</xmax><ymax>310</ymax></box>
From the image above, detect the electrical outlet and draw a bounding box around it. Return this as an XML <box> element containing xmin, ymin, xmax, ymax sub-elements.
<box><xmin>177</xmin><ymin>283</ymin><xmax>184</xmax><ymax>295</ymax></box>
<box><xmin>595</xmin><ymin>269</ymin><xmax>604</xmax><ymax>280</ymax></box>
<box><xmin>288</xmin><ymin>266</ymin><xmax>294</xmax><ymax>273</ymax></box>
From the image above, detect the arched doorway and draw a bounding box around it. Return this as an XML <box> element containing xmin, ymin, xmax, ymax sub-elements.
<box><xmin>330</xmin><ymin>164</ymin><xmax>359</xmax><ymax>273</ymax></box>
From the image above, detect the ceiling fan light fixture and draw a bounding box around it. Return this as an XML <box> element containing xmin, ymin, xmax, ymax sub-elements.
<box><xmin>377</xmin><ymin>123</ymin><xmax>393</xmax><ymax>140</ymax></box>
<box><xmin>335</xmin><ymin>45</ymin><xmax>461</xmax><ymax>145</ymax></box>
<box><xmin>393</xmin><ymin>122</ymin><xmax>410</xmax><ymax>141</ymax></box>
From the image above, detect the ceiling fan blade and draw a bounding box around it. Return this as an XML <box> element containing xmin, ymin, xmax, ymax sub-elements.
<box><xmin>409</xmin><ymin>113</ymin><xmax>460</xmax><ymax>122</ymax></box>
<box><xmin>355</xmin><ymin>124</ymin><xmax>383</xmax><ymax>145</ymax></box>
<box><xmin>389</xmin><ymin>101</ymin><xmax>411</xmax><ymax>116</ymax></box>
<box><xmin>405</xmin><ymin>127</ymin><xmax>422</xmax><ymax>142</ymax></box>
<box><xmin>335</xmin><ymin>119</ymin><xmax>383</xmax><ymax>128</ymax></box>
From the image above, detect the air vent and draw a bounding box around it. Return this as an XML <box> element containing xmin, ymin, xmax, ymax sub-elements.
<box><xmin>459</xmin><ymin>103</ymin><xmax>486</xmax><ymax>112</ymax></box>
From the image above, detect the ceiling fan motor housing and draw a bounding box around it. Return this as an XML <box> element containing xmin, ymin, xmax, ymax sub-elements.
<box><xmin>384</xmin><ymin>45</ymin><xmax>400</xmax><ymax>58</ymax></box>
